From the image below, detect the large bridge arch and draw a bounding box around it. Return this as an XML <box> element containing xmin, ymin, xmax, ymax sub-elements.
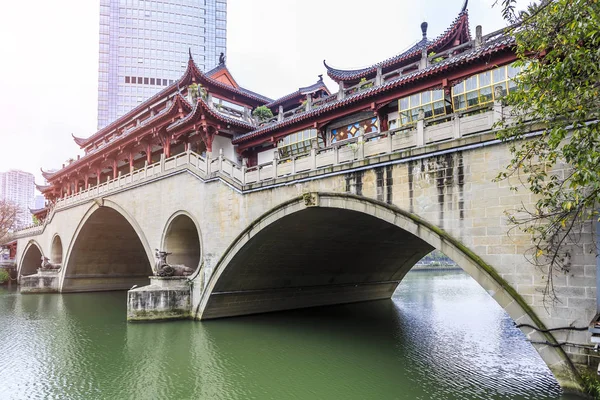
<box><xmin>61</xmin><ymin>200</ymin><xmax>154</xmax><ymax>292</ymax></box>
<box><xmin>18</xmin><ymin>241</ymin><xmax>43</xmax><ymax>277</ymax></box>
<box><xmin>196</xmin><ymin>192</ymin><xmax>576</xmax><ymax>384</ymax></box>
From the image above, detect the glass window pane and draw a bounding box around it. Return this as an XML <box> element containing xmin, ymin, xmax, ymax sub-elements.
<box><xmin>410</xmin><ymin>94</ymin><xmax>420</xmax><ymax>107</ymax></box>
<box><xmin>479</xmin><ymin>87</ymin><xmax>493</xmax><ymax>103</ymax></box>
<box><xmin>399</xmin><ymin>98</ymin><xmax>409</xmax><ymax>110</ymax></box>
<box><xmin>433</xmin><ymin>101</ymin><xmax>445</xmax><ymax>116</ymax></box>
<box><xmin>432</xmin><ymin>89</ymin><xmax>444</xmax><ymax>101</ymax></box>
<box><xmin>492</xmin><ymin>67</ymin><xmax>506</xmax><ymax>83</ymax></box>
<box><xmin>465</xmin><ymin>76</ymin><xmax>478</xmax><ymax>91</ymax></box>
<box><xmin>453</xmin><ymin>82</ymin><xmax>464</xmax><ymax>95</ymax></box>
<box><xmin>479</xmin><ymin>71</ymin><xmax>491</xmax><ymax>87</ymax></box>
<box><xmin>466</xmin><ymin>91</ymin><xmax>479</xmax><ymax>107</ymax></box>
<box><xmin>421</xmin><ymin>91</ymin><xmax>431</xmax><ymax>104</ymax></box>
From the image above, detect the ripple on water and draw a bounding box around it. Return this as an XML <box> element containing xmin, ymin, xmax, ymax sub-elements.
<box><xmin>0</xmin><ymin>273</ymin><xmax>583</xmax><ymax>400</ymax></box>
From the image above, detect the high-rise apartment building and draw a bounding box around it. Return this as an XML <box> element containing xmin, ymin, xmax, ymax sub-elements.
<box><xmin>0</xmin><ymin>170</ymin><xmax>35</xmax><ymax>229</ymax></box>
<box><xmin>98</xmin><ymin>0</ymin><xmax>227</xmax><ymax>129</ymax></box>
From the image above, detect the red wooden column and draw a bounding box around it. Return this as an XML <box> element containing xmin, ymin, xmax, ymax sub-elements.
<box><xmin>96</xmin><ymin>167</ymin><xmax>101</xmax><ymax>186</ymax></box>
<box><xmin>164</xmin><ymin>136</ymin><xmax>171</xmax><ymax>158</ymax></box>
<box><xmin>84</xmin><ymin>174</ymin><xmax>89</xmax><ymax>190</ymax></box>
<box><xmin>112</xmin><ymin>159</ymin><xmax>118</xmax><ymax>179</ymax></box>
<box><xmin>146</xmin><ymin>142</ymin><xmax>152</xmax><ymax>164</ymax></box>
<box><xmin>129</xmin><ymin>150</ymin><xmax>134</xmax><ymax>173</ymax></box>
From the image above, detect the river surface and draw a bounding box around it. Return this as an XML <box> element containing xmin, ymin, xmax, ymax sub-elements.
<box><xmin>0</xmin><ymin>270</ymin><xmax>586</xmax><ymax>400</ymax></box>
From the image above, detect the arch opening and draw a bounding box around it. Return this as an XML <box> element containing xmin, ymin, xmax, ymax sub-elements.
<box><xmin>20</xmin><ymin>243</ymin><xmax>42</xmax><ymax>277</ymax></box>
<box><xmin>163</xmin><ymin>214</ymin><xmax>201</xmax><ymax>270</ymax></box>
<box><xmin>51</xmin><ymin>235</ymin><xmax>63</xmax><ymax>266</ymax></box>
<box><xmin>201</xmin><ymin>207</ymin><xmax>434</xmax><ymax>320</ymax></box>
<box><xmin>197</xmin><ymin>194</ymin><xmax>575</xmax><ymax>387</ymax></box>
<box><xmin>63</xmin><ymin>207</ymin><xmax>152</xmax><ymax>292</ymax></box>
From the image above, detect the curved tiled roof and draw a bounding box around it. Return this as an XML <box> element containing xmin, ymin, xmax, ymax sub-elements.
<box><xmin>167</xmin><ymin>97</ymin><xmax>256</xmax><ymax>133</ymax></box>
<box><xmin>234</xmin><ymin>33</ymin><xmax>514</xmax><ymax>145</ymax></box>
<box><xmin>42</xmin><ymin>94</ymin><xmax>191</xmax><ymax>181</ymax></box>
<box><xmin>266</xmin><ymin>77</ymin><xmax>331</xmax><ymax>109</ymax></box>
<box><xmin>324</xmin><ymin>3</ymin><xmax>471</xmax><ymax>82</ymax></box>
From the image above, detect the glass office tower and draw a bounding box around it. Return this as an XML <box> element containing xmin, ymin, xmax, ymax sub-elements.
<box><xmin>98</xmin><ymin>0</ymin><xmax>227</xmax><ymax>129</ymax></box>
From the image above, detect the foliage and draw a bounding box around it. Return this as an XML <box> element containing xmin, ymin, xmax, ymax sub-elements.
<box><xmin>32</xmin><ymin>215</ymin><xmax>40</xmax><ymax>225</ymax></box>
<box><xmin>0</xmin><ymin>200</ymin><xmax>20</xmax><ymax>242</ymax></box>
<box><xmin>188</xmin><ymin>83</ymin><xmax>206</xmax><ymax>101</ymax></box>
<box><xmin>252</xmin><ymin>105</ymin><xmax>274</xmax><ymax>122</ymax></box>
<box><xmin>0</xmin><ymin>269</ymin><xmax>9</xmax><ymax>284</ymax></box>
<box><xmin>494</xmin><ymin>0</ymin><xmax>600</xmax><ymax>302</ymax></box>
<box><xmin>580</xmin><ymin>370</ymin><xmax>600</xmax><ymax>400</ymax></box>
<box><xmin>359</xmin><ymin>77</ymin><xmax>373</xmax><ymax>90</ymax></box>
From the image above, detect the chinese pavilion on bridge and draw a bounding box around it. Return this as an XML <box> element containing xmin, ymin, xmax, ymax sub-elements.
<box><xmin>35</xmin><ymin>0</ymin><xmax>518</xmax><ymax>218</ymax></box>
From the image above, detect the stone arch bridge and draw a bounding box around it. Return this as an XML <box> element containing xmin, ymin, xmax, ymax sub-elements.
<box><xmin>10</xmin><ymin>120</ymin><xmax>598</xmax><ymax>389</ymax></box>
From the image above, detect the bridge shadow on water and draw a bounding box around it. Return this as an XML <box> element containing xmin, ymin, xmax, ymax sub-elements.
<box><xmin>0</xmin><ymin>271</ymin><xmax>584</xmax><ymax>399</ymax></box>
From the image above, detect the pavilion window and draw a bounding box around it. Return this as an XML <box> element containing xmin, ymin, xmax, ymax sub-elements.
<box><xmin>331</xmin><ymin>117</ymin><xmax>378</xmax><ymax>143</ymax></box>
<box><xmin>277</xmin><ymin>129</ymin><xmax>323</xmax><ymax>158</ymax></box>
<box><xmin>397</xmin><ymin>89</ymin><xmax>445</xmax><ymax>126</ymax></box>
<box><xmin>452</xmin><ymin>64</ymin><xmax>522</xmax><ymax>112</ymax></box>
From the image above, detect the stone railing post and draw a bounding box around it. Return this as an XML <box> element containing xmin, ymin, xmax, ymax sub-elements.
<box><xmin>241</xmin><ymin>166</ymin><xmax>247</xmax><ymax>185</ymax></box>
<box><xmin>337</xmin><ymin>82</ymin><xmax>345</xmax><ymax>100</ymax></box>
<box><xmin>357</xmin><ymin>131</ymin><xmax>365</xmax><ymax>160</ymax></box>
<box><xmin>375</xmin><ymin>66</ymin><xmax>383</xmax><ymax>86</ymax></box>
<box><xmin>475</xmin><ymin>25</ymin><xmax>483</xmax><ymax>49</ymax></box>
<box><xmin>419</xmin><ymin>49</ymin><xmax>428</xmax><ymax>70</ymax></box>
<box><xmin>206</xmin><ymin>153</ymin><xmax>212</xmax><ymax>175</ymax></box>
<box><xmin>310</xmin><ymin>148</ymin><xmax>317</xmax><ymax>170</ymax></box>
<box><xmin>218</xmin><ymin>148</ymin><xmax>223</xmax><ymax>172</ymax></box>
<box><xmin>387</xmin><ymin>131</ymin><xmax>393</xmax><ymax>153</ymax></box>
<box><xmin>144</xmin><ymin>160</ymin><xmax>148</xmax><ymax>179</ymax></box>
<box><xmin>333</xmin><ymin>145</ymin><xmax>339</xmax><ymax>165</ymax></box>
<box><xmin>306</xmin><ymin>95</ymin><xmax>312</xmax><ymax>111</ymax></box>
<box><xmin>273</xmin><ymin>150</ymin><xmax>279</xmax><ymax>178</ymax></box>
<box><xmin>291</xmin><ymin>156</ymin><xmax>296</xmax><ymax>175</ymax></box>
<box><xmin>416</xmin><ymin>109</ymin><xmax>425</xmax><ymax>146</ymax></box>
<box><xmin>186</xmin><ymin>147</ymin><xmax>191</xmax><ymax>165</ymax></box>
<box><xmin>493</xmin><ymin>86</ymin><xmax>504</xmax><ymax>123</ymax></box>
<box><xmin>453</xmin><ymin>114</ymin><xmax>462</xmax><ymax>139</ymax></box>
<box><xmin>160</xmin><ymin>153</ymin><xmax>165</xmax><ymax>172</ymax></box>
<box><xmin>278</xmin><ymin>105</ymin><xmax>284</xmax><ymax>122</ymax></box>
<box><xmin>118</xmin><ymin>171</ymin><xmax>122</xmax><ymax>186</ymax></box>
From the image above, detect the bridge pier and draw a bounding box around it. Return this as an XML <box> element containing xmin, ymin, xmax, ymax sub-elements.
<box><xmin>127</xmin><ymin>277</ymin><xmax>191</xmax><ymax>321</ymax></box>
<box><xmin>20</xmin><ymin>269</ymin><xmax>60</xmax><ymax>294</ymax></box>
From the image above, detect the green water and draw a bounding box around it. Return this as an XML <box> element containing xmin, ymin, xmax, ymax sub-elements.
<box><xmin>0</xmin><ymin>271</ymin><xmax>586</xmax><ymax>399</ymax></box>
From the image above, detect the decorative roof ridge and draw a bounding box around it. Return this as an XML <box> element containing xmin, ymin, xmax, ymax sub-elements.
<box><xmin>325</xmin><ymin>4</ymin><xmax>471</xmax><ymax>82</ymax></box>
<box><xmin>186</xmin><ymin>57</ymin><xmax>272</xmax><ymax>104</ymax></box>
<box><xmin>29</xmin><ymin>206</ymin><xmax>49</xmax><ymax>214</ymax></box>
<box><xmin>79</xmin><ymin>82</ymin><xmax>181</xmax><ymax>148</ymax></box>
<box><xmin>167</xmin><ymin>97</ymin><xmax>256</xmax><ymax>132</ymax></box>
<box><xmin>72</xmin><ymin>133</ymin><xmax>87</xmax><ymax>147</ymax></box>
<box><xmin>234</xmin><ymin>34</ymin><xmax>514</xmax><ymax>145</ymax></box>
<box><xmin>41</xmin><ymin>93</ymin><xmax>192</xmax><ymax>182</ymax></box>
<box><xmin>40</xmin><ymin>168</ymin><xmax>55</xmax><ymax>180</ymax></box>
<box><xmin>266</xmin><ymin>76</ymin><xmax>330</xmax><ymax>108</ymax></box>
<box><xmin>35</xmin><ymin>183</ymin><xmax>52</xmax><ymax>192</ymax></box>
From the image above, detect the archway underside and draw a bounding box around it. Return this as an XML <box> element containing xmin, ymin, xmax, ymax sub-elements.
<box><xmin>63</xmin><ymin>207</ymin><xmax>152</xmax><ymax>292</ymax></box>
<box><xmin>20</xmin><ymin>244</ymin><xmax>42</xmax><ymax>277</ymax></box>
<box><xmin>202</xmin><ymin>208</ymin><xmax>434</xmax><ymax>319</ymax></box>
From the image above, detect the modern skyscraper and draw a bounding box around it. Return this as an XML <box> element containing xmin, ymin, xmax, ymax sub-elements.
<box><xmin>0</xmin><ymin>170</ymin><xmax>35</xmax><ymax>229</ymax></box>
<box><xmin>98</xmin><ymin>0</ymin><xmax>227</xmax><ymax>129</ymax></box>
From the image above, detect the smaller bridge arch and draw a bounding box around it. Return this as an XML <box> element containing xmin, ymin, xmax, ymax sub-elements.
<box><xmin>18</xmin><ymin>241</ymin><xmax>43</xmax><ymax>277</ymax></box>
<box><xmin>50</xmin><ymin>234</ymin><xmax>63</xmax><ymax>266</ymax></box>
<box><xmin>161</xmin><ymin>211</ymin><xmax>202</xmax><ymax>272</ymax></box>
<box><xmin>61</xmin><ymin>200</ymin><xmax>154</xmax><ymax>292</ymax></box>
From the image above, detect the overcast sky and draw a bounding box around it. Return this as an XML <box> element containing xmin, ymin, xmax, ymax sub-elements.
<box><xmin>0</xmin><ymin>0</ymin><xmax>523</xmax><ymax>186</ymax></box>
